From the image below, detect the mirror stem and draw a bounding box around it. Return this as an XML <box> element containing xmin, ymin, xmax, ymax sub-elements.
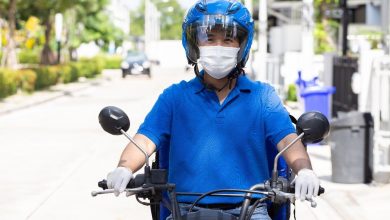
<box><xmin>120</xmin><ymin>129</ymin><xmax>150</xmax><ymax>169</ymax></box>
<box><xmin>271</xmin><ymin>133</ymin><xmax>304</xmax><ymax>185</ymax></box>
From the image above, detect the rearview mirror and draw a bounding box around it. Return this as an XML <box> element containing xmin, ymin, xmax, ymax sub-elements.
<box><xmin>296</xmin><ymin>111</ymin><xmax>330</xmax><ymax>144</ymax></box>
<box><xmin>98</xmin><ymin>106</ymin><xmax>130</xmax><ymax>135</ymax></box>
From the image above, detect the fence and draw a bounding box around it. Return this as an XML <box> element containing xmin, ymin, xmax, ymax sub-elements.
<box><xmin>371</xmin><ymin>56</ymin><xmax>390</xmax><ymax>174</ymax></box>
<box><xmin>332</xmin><ymin>56</ymin><xmax>359</xmax><ymax>117</ymax></box>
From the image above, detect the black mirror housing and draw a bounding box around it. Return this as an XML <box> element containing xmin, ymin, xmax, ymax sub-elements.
<box><xmin>296</xmin><ymin>111</ymin><xmax>330</xmax><ymax>144</ymax></box>
<box><xmin>98</xmin><ymin>106</ymin><xmax>130</xmax><ymax>135</ymax></box>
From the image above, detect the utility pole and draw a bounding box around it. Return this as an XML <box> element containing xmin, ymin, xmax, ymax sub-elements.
<box><xmin>301</xmin><ymin>0</ymin><xmax>315</xmax><ymax>80</ymax></box>
<box><xmin>145</xmin><ymin>0</ymin><xmax>151</xmax><ymax>55</ymax></box>
<box><xmin>244</xmin><ymin>0</ymin><xmax>254</xmax><ymax>76</ymax></box>
<box><xmin>55</xmin><ymin>13</ymin><xmax>63</xmax><ymax>64</ymax></box>
<box><xmin>0</xmin><ymin>19</ymin><xmax>2</xmax><ymax>50</ymax></box>
<box><xmin>256</xmin><ymin>0</ymin><xmax>267</xmax><ymax>82</ymax></box>
<box><xmin>144</xmin><ymin>0</ymin><xmax>160</xmax><ymax>55</ymax></box>
<box><xmin>382</xmin><ymin>0</ymin><xmax>390</xmax><ymax>54</ymax></box>
<box><xmin>244</xmin><ymin>0</ymin><xmax>253</xmax><ymax>15</ymax></box>
<box><xmin>302</xmin><ymin>0</ymin><xmax>314</xmax><ymax>57</ymax></box>
<box><xmin>340</xmin><ymin>0</ymin><xmax>348</xmax><ymax>56</ymax></box>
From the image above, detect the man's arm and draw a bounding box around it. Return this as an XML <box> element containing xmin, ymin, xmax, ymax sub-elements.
<box><xmin>106</xmin><ymin>133</ymin><xmax>156</xmax><ymax>196</ymax></box>
<box><xmin>117</xmin><ymin>133</ymin><xmax>157</xmax><ymax>173</ymax></box>
<box><xmin>276</xmin><ymin>133</ymin><xmax>312</xmax><ymax>174</ymax></box>
<box><xmin>277</xmin><ymin>133</ymin><xmax>320</xmax><ymax>200</ymax></box>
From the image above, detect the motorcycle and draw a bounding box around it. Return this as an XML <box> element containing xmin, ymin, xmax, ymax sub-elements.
<box><xmin>91</xmin><ymin>106</ymin><xmax>330</xmax><ymax>220</ymax></box>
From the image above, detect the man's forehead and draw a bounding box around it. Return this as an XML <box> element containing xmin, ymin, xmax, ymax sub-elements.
<box><xmin>206</xmin><ymin>28</ymin><xmax>227</xmax><ymax>35</ymax></box>
<box><xmin>200</xmin><ymin>25</ymin><xmax>235</xmax><ymax>34</ymax></box>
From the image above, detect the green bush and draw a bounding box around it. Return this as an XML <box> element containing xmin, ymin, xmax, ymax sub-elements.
<box><xmin>0</xmin><ymin>57</ymin><xmax>104</xmax><ymax>99</ymax></box>
<box><xmin>105</xmin><ymin>56</ymin><xmax>121</xmax><ymax>69</ymax></box>
<box><xmin>0</xmin><ymin>69</ymin><xmax>18</xmax><ymax>98</ymax></box>
<box><xmin>59</xmin><ymin>64</ymin><xmax>78</xmax><ymax>84</ymax></box>
<box><xmin>18</xmin><ymin>49</ymin><xmax>40</xmax><ymax>64</ymax></box>
<box><xmin>15</xmin><ymin>69</ymin><xmax>37</xmax><ymax>93</ymax></box>
<box><xmin>33</xmin><ymin>66</ymin><xmax>60</xmax><ymax>90</ymax></box>
<box><xmin>77</xmin><ymin>57</ymin><xmax>104</xmax><ymax>78</ymax></box>
<box><xmin>286</xmin><ymin>84</ymin><xmax>298</xmax><ymax>102</ymax></box>
<box><xmin>69</xmin><ymin>62</ymin><xmax>85</xmax><ymax>78</ymax></box>
<box><xmin>99</xmin><ymin>55</ymin><xmax>122</xmax><ymax>69</ymax></box>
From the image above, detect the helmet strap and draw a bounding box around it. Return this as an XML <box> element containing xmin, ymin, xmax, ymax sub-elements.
<box><xmin>193</xmin><ymin>64</ymin><xmax>244</xmax><ymax>92</ymax></box>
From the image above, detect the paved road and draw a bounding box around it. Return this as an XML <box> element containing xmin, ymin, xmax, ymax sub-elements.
<box><xmin>0</xmin><ymin>68</ymin><xmax>192</xmax><ymax>220</ymax></box>
<box><xmin>1</xmin><ymin>67</ymin><xmax>389</xmax><ymax>220</ymax></box>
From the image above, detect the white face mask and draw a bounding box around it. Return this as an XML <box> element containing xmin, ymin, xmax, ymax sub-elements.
<box><xmin>199</xmin><ymin>46</ymin><xmax>240</xmax><ymax>79</ymax></box>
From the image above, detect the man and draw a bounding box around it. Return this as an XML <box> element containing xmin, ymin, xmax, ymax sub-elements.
<box><xmin>107</xmin><ymin>0</ymin><xmax>320</xmax><ymax>219</ymax></box>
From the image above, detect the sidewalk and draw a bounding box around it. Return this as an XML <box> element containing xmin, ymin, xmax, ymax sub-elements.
<box><xmin>0</xmin><ymin>74</ymin><xmax>107</xmax><ymax>116</ymax></box>
<box><xmin>285</xmin><ymin>102</ymin><xmax>390</xmax><ymax>220</ymax></box>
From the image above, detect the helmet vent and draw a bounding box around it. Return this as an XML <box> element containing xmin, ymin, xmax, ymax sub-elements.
<box><xmin>227</xmin><ymin>2</ymin><xmax>241</xmax><ymax>14</ymax></box>
<box><xmin>196</xmin><ymin>1</ymin><xmax>207</xmax><ymax>12</ymax></box>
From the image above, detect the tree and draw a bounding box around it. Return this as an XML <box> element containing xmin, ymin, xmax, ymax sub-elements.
<box><xmin>17</xmin><ymin>0</ymin><xmax>77</xmax><ymax>64</ymax></box>
<box><xmin>153</xmin><ymin>0</ymin><xmax>185</xmax><ymax>40</ymax></box>
<box><xmin>64</xmin><ymin>0</ymin><xmax>124</xmax><ymax>60</ymax></box>
<box><xmin>130</xmin><ymin>0</ymin><xmax>185</xmax><ymax>40</ymax></box>
<box><xmin>129</xmin><ymin>0</ymin><xmax>145</xmax><ymax>37</ymax></box>
<box><xmin>0</xmin><ymin>0</ymin><xmax>18</xmax><ymax>69</ymax></box>
<box><xmin>314</xmin><ymin>0</ymin><xmax>339</xmax><ymax>53</ymax></box>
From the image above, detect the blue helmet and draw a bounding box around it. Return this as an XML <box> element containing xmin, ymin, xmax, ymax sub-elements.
<box><xmin>182</xmin><ymin>0</ymin><xmax>254</xmax><ymax>68</ymax></box>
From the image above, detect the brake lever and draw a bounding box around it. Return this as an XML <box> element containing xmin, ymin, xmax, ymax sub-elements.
<box><xmin>306</xmin><ymin>197</ymin><xmax>317</xmax><ymax>208</ymax></box>
<box><xmin>293</xmin><ymin>195</ymin><xmax>317</xmax><ymax>208</ymax></box>
<box><xmin>126</xmin><ymin>191</ymin><xmax>137</xmax><ymax>197</ymax></box>
<box><xmin>274</xmin><ymin>190</ymin><xmax>317</xmax><ymax>208</ymax></box>
<box><xmin>91</xmin><ymin>187</ymin><xmax>145</xmax><ymax>197</ymax></box>
<box><xmin>91</xmin><ymin>189</ymin><xmax>115</xmax><ymax>197</ymax></box>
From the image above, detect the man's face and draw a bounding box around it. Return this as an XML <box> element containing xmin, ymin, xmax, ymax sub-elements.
<box><xmin>197</xmin><ymin>27</ymin><xmax>240</xmax><ymax>48</ymax></box>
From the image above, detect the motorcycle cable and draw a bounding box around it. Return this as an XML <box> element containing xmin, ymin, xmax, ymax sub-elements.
<box><xmin>293</xmin><ymin>202</ymin><xmax>297</xmax><ymax>220</ymax></box>
<box><xmin>136</xmin><ymin>194</ymin><xmax>158</xmax><ymax>206</ymax></box>
<box><xmin>187</xmin><ymin>189</ymin><xmax>270</xmax><ymax>213</ymax></box>
<box><xmin>245</xmin><ymin>197</ymin><xmax>268</xmax><ymax>220</ymax></box>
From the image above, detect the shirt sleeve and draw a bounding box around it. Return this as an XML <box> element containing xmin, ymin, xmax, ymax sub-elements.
<box><xmin>137</xmin><ymin>86</ymin><xmax>174</xmax><ymax>150</ymax></box>
<box><xmin>262</xmin><ymin>84</ymin><xmax>296</xmax><ymax>146</ymax></box>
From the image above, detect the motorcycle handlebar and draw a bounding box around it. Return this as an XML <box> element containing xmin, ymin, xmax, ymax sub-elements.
<box><xmin>319</xmin><ymin>186</ymin><xmax>325</xmax><ymax>195</ymax></box>
<box><xmin>97</xmin><ymin>179</ymin><xmax>325</xmax><ymax>197</ymax></box>
<box><xmin>98</xmin><ymin>175</ymin><xmax>145</xmax><ymax>190</ymax></box>
<box><xmin>290</xmin><ymin>185</ymin><xmax>325</xmax><ymax>196</ymax></box>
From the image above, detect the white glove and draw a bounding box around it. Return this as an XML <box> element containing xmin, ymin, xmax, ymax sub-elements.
<box><xmin>294</xmin><ymin>168</ymin><xmax>320</xmax><ymax>201</ymax></box>
<box><xmin>107</xmin><ymin>167</ymin><xmax>133</xmax><ymax>196</ymax></box>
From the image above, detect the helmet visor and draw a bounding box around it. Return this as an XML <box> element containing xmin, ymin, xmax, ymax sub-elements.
<box><xmin>185</xmin><ymin>14</ymin><xmax>248</xmax><ymax>62</ymax></box>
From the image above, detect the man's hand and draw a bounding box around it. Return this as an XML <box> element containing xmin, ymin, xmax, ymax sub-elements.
<box><xmin>107</xmin><ymin>167</ymin><xmax>133</xmax><ymax>196</ymax></box>
<box><xmin>294</xmin><ymin>168</ymin><xmax>320</xmax><ymax>201</ymax></box>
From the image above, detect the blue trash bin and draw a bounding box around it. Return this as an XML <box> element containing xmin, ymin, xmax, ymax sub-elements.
<box><xmin>300</xmin><ymin>86</ymin><xmax>336</xmax><ymax>119</ymax></box>
<box><xmin>295</xmin><ymin>71</ymin><xmax>319</xmax><ymax>90</ymax></box>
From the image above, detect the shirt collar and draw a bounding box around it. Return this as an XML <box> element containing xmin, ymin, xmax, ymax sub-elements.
<box><xmin>190</xmin><ymin>74</ymin><xmax>253</xmax><ymax>94</ymax></box>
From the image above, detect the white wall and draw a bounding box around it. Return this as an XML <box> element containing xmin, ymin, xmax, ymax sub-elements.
<box><xmin>269</xmin><ymin>25</ymin><xmax>302</xmax><ymax>56</ymax></box>
<box><xmin>147</xmin><ymin>40</ymin><xmax>187</xmax><ymax>68</ymax></box>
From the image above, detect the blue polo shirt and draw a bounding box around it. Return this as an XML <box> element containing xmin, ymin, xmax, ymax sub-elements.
<box><xmin>138</xmin><ymin>75</ymin><xmax>295</xmax><ymax>204</ymax></box>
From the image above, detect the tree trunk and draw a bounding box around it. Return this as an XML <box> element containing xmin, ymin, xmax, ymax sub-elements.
<box><xmin>69</xmin><ymin>47</ymin><xmax>78</xmax><ymax>61</ymax></box>
<box><xmin>322</xmin><ymin>18</ymin><xmax>337</xmax><ymax>50</ymax></box>
<box><xmin>40</xmin><ymin>18</ymin><xmax>56</xmax><ymax>65</ymax></box>
<box><xmin>1</xmin><ymin>0</ymin><xmax>18</xmax><ymax>69</ymax></box>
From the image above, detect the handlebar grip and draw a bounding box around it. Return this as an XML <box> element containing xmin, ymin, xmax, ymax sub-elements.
<box><xmin>318</xmin><ymin>186</ymin><xmax>325</xmax><ymax>196</ymax></box>
<box><xmin>98</xmin><ymin>180</ymin><xmax>108</xmax><ymax>190</ymax></box>
<box><xmin>97</xmin><ymin>178</ymin><xmax>138</xmax><ymax>190</ymax></box>
<box><xmin>290</xmin><ymin>185</ymin><xmax>325</xmax><ymax>196</ymax></box>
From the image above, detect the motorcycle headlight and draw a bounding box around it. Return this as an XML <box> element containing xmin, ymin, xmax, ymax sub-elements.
<box><xmin>121</xmin><ymin>61</ymin><xmax>129</xmax><ymax>69</ymax></box>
